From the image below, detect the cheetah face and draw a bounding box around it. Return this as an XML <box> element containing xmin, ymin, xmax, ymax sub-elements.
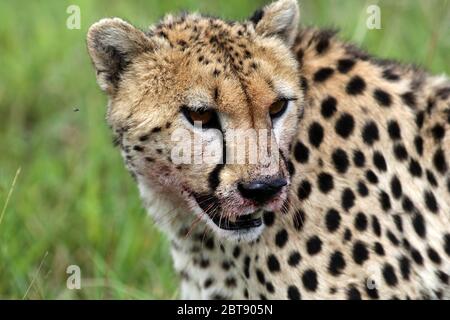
<box><xmin>87</xmin><ymin>0</ymin><xmax>302</xmax><ymax>241</ymax></box>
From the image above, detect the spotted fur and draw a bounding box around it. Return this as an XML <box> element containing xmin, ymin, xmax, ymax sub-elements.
<box><xmin>87</xmin><ymin>0</ymin><xmax>450</xmax><ymax>299</ymax></box>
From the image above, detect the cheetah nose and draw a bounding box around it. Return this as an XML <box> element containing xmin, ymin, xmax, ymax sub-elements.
<box><xmin>238</xmin><ymin>178</ymin><xmax>287</xmax><ymax>204</ymax></box>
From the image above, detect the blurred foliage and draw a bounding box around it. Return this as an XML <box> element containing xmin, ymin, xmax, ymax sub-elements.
<box><xmin>0</xmin><ymin>0</ymin><xmax>448</xmax><ymax>299</ymax></box>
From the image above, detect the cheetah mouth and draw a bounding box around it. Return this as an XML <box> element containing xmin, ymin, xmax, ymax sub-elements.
<box><xmin>211</xmin><ymin>210</ymin><xmax>263</xmax><ymax>231</ymax></box>
<box><xmin>192</xmin><ymin>193</ymin><xmax>263</xmax><ymax>231</ymax></box>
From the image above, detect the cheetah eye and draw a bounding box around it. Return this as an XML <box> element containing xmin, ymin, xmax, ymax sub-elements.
<box><xmin>181</xmin><ymin>106</ymin><xmax>220</xmax><ymax>129</ymax></box>
<box><xmin>269</xmin><ymin>99</ymin><xmax>289</xmax><ymax>119</ymax></box>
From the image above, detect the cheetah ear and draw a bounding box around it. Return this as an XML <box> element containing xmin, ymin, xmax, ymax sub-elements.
<box><xmin>249</xmin><ymin>0</ymin><xmax>300</xmax><ymax>46</ymax></box>
<box><xmin>87</xmin><ymin>18</ymin><xmax>158</xmax><ymax>94</ymax></box>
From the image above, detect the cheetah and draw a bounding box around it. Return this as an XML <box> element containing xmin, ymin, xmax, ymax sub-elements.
<box><xmin>87</xmin><ymin>0</ymin><xmax>450</xmax><ymax>299</ymax></box>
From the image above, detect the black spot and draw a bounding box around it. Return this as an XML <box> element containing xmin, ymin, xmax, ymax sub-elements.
<box><xmin>401</xmin><ymin>91</ymin><xmax>416</xmax><ymax>108</ymax></box>
<box><xmin>444</xmin><ymin>234</ymin><xmax>450</xmax><ymax>256</ymax></box>
<box><xmin>347</xmin><ymin>286</ymin><xmax>361</xmax><ymax>300</ymax></box>
<box><xmin>151</xmin><ymin>126</ymin><xmax>162</xmax><ymax>133</ymax></box>
<box><xmin>342</xmin><ymin>188</ymin><xmax>355</xmax><ymax>211</ymax></box>
<box><xmin>321</xmin><ymin>96</ymin><xmax>337</xmax><ymax>118</ymax></box>
<box><xmin>402</xmin><ymin>196</ymin><xmax>414</xmax><ymax>213</ymax></box>
<box><xmin>244</xmin><ymin>256</ymin><xmax>251</xmax><ymax>278</ymax></box>
<box><xmin>302</xmin><ymin>269</ymin><xmax>318</xmax><ymax>292</ymax></box>
<box><xmin>411</xmin><ymin>248</ymin><xmax>424</xmax><ymax>265</ymax></box>
<box><xmin>335</xmin><ymin>113</ymin><xmax>355</xmax><ymax>138</ymax></box>
<box><xmin>343</xmin><ymin>228</ymin><xmax>352</xmax><ymax>242</ymax></box>
<box><xmin>353</xmin><ymin>150</ymin><xmax>366</xmax><ymax>167</ymax></box>
<box><xmin>328</xmin><ymin>251</ymin><xmax>346</xmax><ymax>276</ymax></box>
<box><xmin>373</xmin><ymin>152</ymin><xmax>387</xmax><ymax>172</ymax></box>
<box><xmin>205</xmin><ymin>238</ymin><xmax>215</xmax><ymax>250</ymax></box>
<box><xmin>288</xmin><ymin>251</ymin><xmax>302</xmax><ymax>267</ymax></box>
<box><xmin>256</xmin><ymin>269</ymin><xmax>265</xmax><ymax>284</ymax></box>
<box><xmin>204</xmin><ymin>278</ymin><xmax>214</xmax><ymax>288</ymax></box>
<box><xmin>379</xmin><ymin>191</ymin><xmax>391</xmax><ymax>212</ymax></box>
<box><xmin>390</xmin><ymin>175</ymin><xmax>402</xmax><ymax>199</ymax></box>
<box><xmin>208</xmin><ymin>164</ymin><xmax>224</xmax><ymax>191</ymax></box>
<box><xmin>424</xmin><ymin>190</ymin><xmax>438</xmax><ymax>213</ymax></box>
<box><xmin>337</xmin><ymin>58</ymin><xmax>355</xmax><ymax>73</ymax></box>
<box><xmin>426</xmin><ymin>170</ymin><xmax>438</xmax><ymax>187</ymax></box>
<box><xmin>382</xmin><ymin>69</ymin><xmax>400</xmax><ymax>81</ymax></box>
<box><xmin>362</xmin><ymin>121</ymin><xmax>379</xmax><ymax>145</ymax></box>
<box><xmin>393</xmin><ymin>215</ymin><xmax>403</xmax><ymax>232</ymax></box>
<box><xmin>433</xmin><ymin>149</ymin><xmax>448</xmax><ymax>174</ymax></box>
<box><xmin>387</xmin><ymin>120</ymin><xmax>401</xmax><ymax>140</ymax></box>
<box><xmin>413</xmin><ymin>136</ymin><xmax>423</xmax><ymax>156</ymax></box>
<box><xmin>293</xmin><ymin>209</ymin><xmax>306</xmax><ymax>231</ymax></box>
<box><xmin>133</xmin><ymin>145</ymin><xmax>144</xmax><ymax>152</ymax></box>
<box><xmin>427</xmin><ymin>247</ymin><xmax>441</xmax><ymax>264</ymax></box>
<box><xmin>199</xmin><ymin>258</ymin><xmax>210</xmax><ymax>268</ymax></box>
<box><xmin>402</xmin><ymin>239</ymin><xmax>411</xmax><ymax>250</ymax></box>
<box><xmin>287</xmin><ymin>160</ymin><xmax>295</xmax><ymax>176</ymax></box>
<box><xmin>313</xmin><ymin>172</ymin><xmax>333</xmax><ymax>196</ymax></box>
<box><xmin>431</xmin><ymin>124</ymin><xmax>445</xmax><ymax>141</ymax></box>
<box><xmin>222</xmin><ymin>261</ymin><xmax>231</xmax><ymax>271</ymax></box>
<box><xmin>374</xmin><ymin>242</ymin><xmax>385</xmax><ymax>256</ymax></box>
<box><xmin>306</xmin><ymin>236</ymin><xmax>322</xmax><ymax>255</ymax></box>
<box><xmin>308</xmin><ymin>122</ymin><xmax>324</xmax><ymax>147</ymax></box>
<box><xmin>314</xmin><ymin>67</ymin><xmax>335</xmax><ymax>82</ymax></box>
<box><xmin>366</xmin><ymin>170</ymin><xmax>378</xmax><ymax>184</ymax></box>
<box><xmin>297</xmin><ymin>180</ymin><xmax>312</xmax><ymax>200</ymax></box>
<box><xmin>294</xmin><ymin>141</ymin><xmax>309</xmax><ymax>163</ymax></box>
<box><xmin>409</xmin><ymin>159</ymin><xmax>422</xmax><ymax>177</ymax></box>
<box><xmin>372</xmin><ymin>216</ymin><xmax>381</xmax><ymax>237</ymax></box>
<box><xmin>416</xmin><ymin>111</ymin><xmax>425</xmax><ymax>129</ymax></box>
<box><xmin>357</xmin><ymin>181</ymin><xmax>369</xmax><ymax>197</ymax></box>
<box><xmin>332</xmin><ymin>148</ymin><xmax>350</xmax><ymax>173</ymax></box>
<box><xmin>412</xmin><ymin>213</ymin><xmax>426</xmax><ymax>238</ymax></box>
<box><xmin>325</xmin><ymin>209</ymin><xmax>341</xmax><ymax>232</ymax></box>
<box><xmin>287</xmin><ymin>285</ymin><xmax>301</xmax><ymax>300</ymax></box>
<box><xmin>267</xmin><ymin>254</ymin><xmax>280</xmax><ymax>273</ymax></box>
<box><xmin>382</xmin><ymin>263</ymin><xmax>398</xmax><ymax>287</ymax></box>
<box><xmin>263</xmin><ymin>211</ymin><xmax>275</xmax><ymax>227</ymax></box>
<box><xmin>266</xmin><ymin>282</ymin><xmax>275</xmax><ymax>294</ymax></box>
<box><xmin>316</xmin><ymin>36</ymin><xmax>330</xmax><ymax>55</ymax></box>
<box><xmin>232</xmin><ymin>246</ymin><xmax>241</xmax><ymax>258</ymax></box>
<box><xmin>346</xmin><ymin>76</ymin><xmax>366</xmax><ymax>95</ymax></box>
<box><xmin>225</xmin><ymin>276</ymin><xmax>237</xmax><ymax>288</ymax></box>
<box><xmin>354</xmin><ymin>212</ymin><xmax>368</xmax><ymax>231</ymax></box>
<box><xmin>436</xmin><ymin>270</ymin><xmax>449</xmax><ymax>284</ymax></box>
<box><xmin>386</xmin><ymin>230</ymin><xmax>399</xmax><ymax>246</ymax></box>
<box><xmin>353</xmin><ymin>241</ymin><xmax>369</xmax><ymax>265</ymax></box>
<box><xmin>373</xmin><ymin>89</ymin><xmax>392</xmax><ymax>107</ymax></box>
<box><xmin>275</xmin><ymin>229</ymin><xmax>289</xmax><ymax>248</ymax></box>
<box><xmin>393</xmin><ymin>143</ymin><xmax>408</xmax><ymax>161</ymax></box>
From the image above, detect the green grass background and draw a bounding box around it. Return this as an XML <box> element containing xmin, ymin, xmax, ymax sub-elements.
<box><xmin>0</xmin><ymin>0</ymin><xmax>448</xmax><ymax>299</ymax></box>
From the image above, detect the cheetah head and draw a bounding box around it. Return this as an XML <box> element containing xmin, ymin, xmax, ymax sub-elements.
<box><xmin>87</xmin><ymin>0</ymin><xmax>302</xmax><ymax>241</ymax></box>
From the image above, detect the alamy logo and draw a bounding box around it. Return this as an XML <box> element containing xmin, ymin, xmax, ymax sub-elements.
<box><xmin>66</xmin><ymin>5</ymin><xmax>81</xmax><ymax>30</ymax></box>
<box><xmin>170</xmin><ymin>122</ymin><xmax>281</xmax><ymax>170</ymax></box>
<box><xmin>366</xmin><ymin>5</ymin><xmax>381</xmax><ymax>30</ymax></box>
<box><xmin>66</xmin><ymin>265</ymin><xmax>81</xmax><ymax>290</ymax></box>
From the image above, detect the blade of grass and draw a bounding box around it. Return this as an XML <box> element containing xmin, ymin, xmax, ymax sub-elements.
<box><xmin>0</xmin><ymin>167</ymin><xmax>21</xmax><ymax>228</ymax></box>
<box><xmin>22</xmin><ymin>251</ymin><xmax>49</xmax><ymax>300</ymax></box>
